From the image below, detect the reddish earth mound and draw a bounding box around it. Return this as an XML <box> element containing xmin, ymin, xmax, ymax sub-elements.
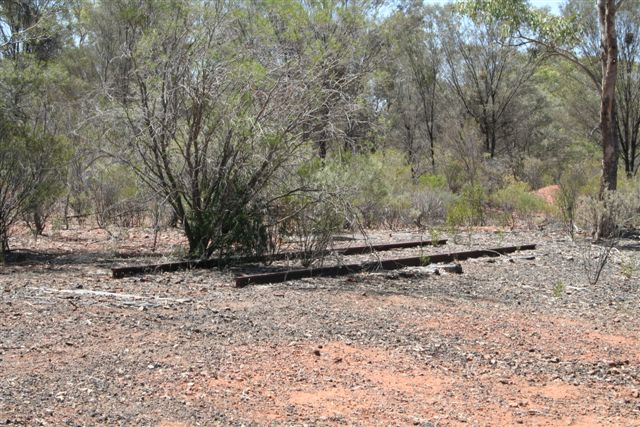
<box><xmin>534</xmin><ymin>185</ymin><xmax>561</xmax><ymax>205</ymax></box>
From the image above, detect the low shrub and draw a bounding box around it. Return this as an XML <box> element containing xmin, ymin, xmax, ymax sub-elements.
<box><xmin>0</xmin><ymin>124</ymin><xmax>69</xmax><ymax>254</ymax></box>
<box><xmin>491</xmin><ymin>178</ymin><xmax>547</xmax><ymax>228</ymax></box>
<box><xmin>519</xmin><ymin>156</ymin><xmax>554</xmax><ymax>190</ymax></box>
<box><xmin>557</xmin><ymin>166</ymin><xmax>593</xmax><ymax>238</ymax></box>
<box><xmin>411</xmin><ymin>174</ymin><xmax>456</xmax><ymax>228</ymax></box>
<box><xmin>346</xmin><ymin>152</ymin><xmax>455</xmax><ymax>229</ymax></box>
<box><xmin>88</xmin><ymin>163</ymin><xmax>147</xmax><ymax>228</ymax></box>
<box><xmin>446</xmin><ymin>183</ymin><xmax>486</xmax><ymax>228</ymax></box>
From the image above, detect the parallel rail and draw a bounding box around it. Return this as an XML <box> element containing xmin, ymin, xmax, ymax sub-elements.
<box><xmin>234</xmin><ymin>244</ymin><xmax>536</xmax><ymax>287</ymax></box>
<box><xmin>111</xmin><ymin>239</ymin><xmax>448</xmax><ymax>279</ymax></box>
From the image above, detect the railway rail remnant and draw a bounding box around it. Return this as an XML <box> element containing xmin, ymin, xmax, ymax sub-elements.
<box><xmin>234</xmin><ymin>244</ymin><xmax>536</xmax><ymax>287</ymax></box>
<box><xmin>111</xmin><ymin>239</ymin><xmax>448</xmax><ymax>278</ymax></box>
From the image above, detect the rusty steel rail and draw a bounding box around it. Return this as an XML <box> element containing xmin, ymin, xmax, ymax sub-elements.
<box><xmin>234</xmin><ymin>244</ymin><xmax>536</xmax><ymax>287</ymax></box>
<box><xmin>111</xmin><ymin>239</ymin><xmax>448</xmax><ymax>279</ymax></box>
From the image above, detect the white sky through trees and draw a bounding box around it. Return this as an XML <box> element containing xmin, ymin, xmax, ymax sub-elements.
<box><xmin>423</xmin><ymin>0</ymin><xmax>564</xmax><ymax>14</ymax></box>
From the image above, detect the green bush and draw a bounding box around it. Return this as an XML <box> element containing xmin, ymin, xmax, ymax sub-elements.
<box><xmin>345</xmin><ymin>151</ymin><xmax>456</xmax><ymax>229</ymax></box>
<box><xmin>491</xmin><ymin>178</ymin><xmax>547</xmax><ymax>228</ymax></box>
<box><xmin>411</xmin><ymin>174</ymin><xmax>456</xmax><ymax>228</ymax></box>
<box><xmin>446</xmin><ymin>183</ymin><xmax>486</xmax><ymax>228</ymax></box>
<box><xmin>187</xmin><ymin>198</ymin><xmax>271</xmax><ymax>259</ymax></box>
<box><xmin>22</xmin><ymin>133</ymin><xmax>70</xmax><ymax>235</ymax></box>
<box><xmin>342</xmin><ymin>149</ymin><xmax>413</xmax><ymax>228</ymax></box>
<box><xmin>418</xmin><ymin>174</ymin><xmax>448</xmax><ymax>190</ymax></box>
<box><xmin>576</xmin><ymin>180</ymin><xmax>640</xmax><ymax>239</ymax></box>
<box><xmin>616</xmin><ymin>177</ymin><xmax>640</xmax><ymax>229</ymax></box>
<box><xmin>275</xmin><ymin>191</ymin><xmax>348</xmax><ymax>266</ymax></box>
<box><xmin>519</xmin><ymin>156</ymin><xmax>554</xmax><ymax>190</ymax></box>
<box><xmin>88</xmin><ymin>163</ymin><xmax>146</xmax><ymax>228</ymax></box>
<box><xmin>557</xmin><ymin>166</ymin><xmax>593</xmax><ymax>238</ymax></box>
<box><xmin>271</xmin><ymin>154</ymin><xmax>356</xmax><ymax>266</ymax></box>
<box><xmin>0</xmin><ymin>123</ymin><xmax>69</xmax><ymax>254</ymax></box>
<box><xmin>276</xmin><ymin>149</ymin><xmax>476</xmax><ymax>237</ymax></box>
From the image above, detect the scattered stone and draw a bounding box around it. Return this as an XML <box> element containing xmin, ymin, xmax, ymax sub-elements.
<box><xmin>442</xmin><ymin>263</ymin><xmax>463</xmax><ymax>274</ymax></box>
<box><xmin>3</xmin><ymin>230</ymin><xmax>638</xmax><ymax>425</ymax></box>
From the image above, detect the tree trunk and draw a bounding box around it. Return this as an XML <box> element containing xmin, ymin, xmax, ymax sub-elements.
<box><xmin>632</xmin><ymin>131</ymin><xmax>638</xmax><ymax>176</ymax></box>
<box><xmin>0</xmin><ymin>219</ymin><xmax>9</xmax><ymax>261</ymax></box>
<box><xmin>404</xmin><ymin>121</ymin><xmax>417</xmax><ymax>180</ymax></box>
<box><xmin>429</xmin><ymin>136</ymin><xmax>436</xmax><ymax>172</ymax></box>
<box><xmin>597</xmin><ymin>0</ymin><xmax>620</xmax><ymax>238</ymax></box>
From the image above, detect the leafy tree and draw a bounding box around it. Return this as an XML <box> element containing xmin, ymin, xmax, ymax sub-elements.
<box><xmin>262</xmin><ymin>0</ymin><xmax>383</xmax><ymax>158</ymax></box>
<box><xmin>0</xmin><ymin>0</ymin><xmax>73</xmax><ymax>246</ymax></box>
<box><xmin>559</xmin><ymin>0</ymin><xmax>640</xmax><ymax>177</ymax></box>
<box><xmin>459</xmin><ymin>0</ymin><xmax>627</xmax><ymax>237</ymax></box>
<box><xmin>442</xmin><ymin>5</ymin><xmax>545</xmax><ymax>159</ymax></box>
<box><xmin>92</xmin><ymin>0</ymin><xmax>337</xmax><ymax>257</ymax></box>
<box><xmin>0</xmin><ymin>115</ymin><xmax>69</xmax><ymax>253</ymax></box>
<box><xmin>0</xmin><ymin>0</ymin><xmax>71</xmax><ymax>60</ymax></box>
<box><xmin>381</xmin><ymin>3</ymin><xmax>442</xmax><ymax>175</ymax></box>
<box><xmin>616</xmin><ymin>4</ymin><xmax>640</xmax><ymax>177</ymax></box>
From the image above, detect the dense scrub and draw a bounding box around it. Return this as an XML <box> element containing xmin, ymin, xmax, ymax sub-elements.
<box><xmin>0</xmin><ymin>0</ymin><xmax>639</xmax><ymax>259</ymax></box>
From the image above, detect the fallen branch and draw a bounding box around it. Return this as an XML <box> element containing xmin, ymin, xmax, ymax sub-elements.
<box><xmin>29</xmin><ymin>287</ymin><xmax>193</xmax><ymax>305</ymax></box>
<box><xmin>234</xmin><ymin>244</ymin><xmax>536</xmax><ymax>287</ymax></box>
<box><xmin>111</xmin><ymin>239</ymin><xmax>448</xmax><ymax>278</ymax></box>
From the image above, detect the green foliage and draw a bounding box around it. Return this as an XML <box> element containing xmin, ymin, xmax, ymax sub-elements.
<box><xmin>491</xmin><ymin>178</ymin><xmax>547</xmax><ymax>227</ymax></box>
<box><xmin>88</xmin><ymin>163</ymin><xmax>146</xmax><ymax>228</ymax></box>
<box><xmin>447</xmin><ymin>183</ymin><xmax>486</xmax><ymax>228</ymax></box>
<box><xmin>22</xmin><ymin>132</ymin><xmax>71</xmax><ymax>235</ymax></box>
<box><xmin>281</xmin><ymin>149</ymin><xmax>457</xmax><ymax>235</ymax></box>
<box><xmin>557</xmin><ymin>166</ymin><xmax>592</xmax><ymax>238</ymax></box>
<box><xmin>429</xmin><ymin>228</ymin><xmax>444</xmax><ymax>246</ymax></box>
<box><xmin>412</xmin><ymin>174</ymin><xmax>456</xmax><ymax>228</ymax></box>
<box><xmin>457</xmin><ymin>0</ymin><xmax>580</xmax><ymax>46</ymax></box>
<box><xmin>379</xmin><ymin>3</ymin><xmax>441</xmax><ymax>172</ymax></box>
<box><xmin>322</xmin><ymin>150</ymin><xmax>455</xmax><ymax>229</ymax></box>
<box><xmin>552</xmin><ymin>281</ymin><xmax>565</xmax><ymax>298</ymax></box>
<box><xmin>492</xmin><ymin>178</ymin><xmax>540</xmax><ymax>211</ymax></box>
<box><xmin>613</xmin><ymin>177</ymin><xmax>640</xmax><ymax>230</ymax></box>
<box><xmin>437</xmin><ymin>120</ymin><xmax>498</xmax><ymax>193</ymax></box>
<box><xmin>345</xmin><ymin>149</ymin><xmax>413</xmax><ymax>228</ymax></box>
<box><xmin>519</xmin><ymin>156</ymin><xmax>554</xmax><ymax>190</ymax></box>
<box><xmin>275</xmin><ymin>190</ymin><xmax>348</xmax><ymax>267</ymax></box>
<box><xmin>273</xmin><ymin>151</ymin><xmax>357</xmax><ymax>266</ymax></box>
<box><xmin>0</xmin><ymin>121</ymin><xmax>69</xmax><ymax>251</ymax></box>
<box><xmin>187</xmin><ymin>199</ymin><xmax>270</xmax><ymax>259</ymax></box>
<box><xmin>418</xmin><ymin>174</ymin><xmax>448</xmax><ymax>190</ymax></box>
<box><xmin>580</xmin><ymin>180</ymin><xmax>640</xmax><ymax>239</ymax></box>
<box><xmin>621</xmin><ymin>261</ymin><xmax>634</xmax><ymax>280</ymax></box>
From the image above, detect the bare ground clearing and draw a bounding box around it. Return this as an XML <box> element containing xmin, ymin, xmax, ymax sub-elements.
<box><xmin>1</xmin><ymin>226</ymin><xmax>639</xmax><ymax>426</ymax></box>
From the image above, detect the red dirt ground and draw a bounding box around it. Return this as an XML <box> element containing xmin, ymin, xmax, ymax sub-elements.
<box><xmin>1</xmin><ymin>226</ymin><xmax>639</xmax><ymax>426</ymax></box>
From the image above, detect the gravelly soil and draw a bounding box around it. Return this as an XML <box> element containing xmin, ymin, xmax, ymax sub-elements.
<box><xmin>1</xmin><ymin>226</ymin><xmax>639</xmax><ymax>426</ymax></box>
